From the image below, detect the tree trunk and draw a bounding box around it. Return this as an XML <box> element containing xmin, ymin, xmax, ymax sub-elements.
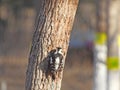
<box><xmin>93</xmin><ymin>0</ymin><xmax>108</xmax><ymax>90</ymax></box>
<box><xmin>25</xmin><ymin>0</ymin><xmax>79</xmax><ymax>90</ymax></box>
<box><xmin>107</xmin><ymin>0</ymin><xmax>120</xmax><ymax>90</ymax></box>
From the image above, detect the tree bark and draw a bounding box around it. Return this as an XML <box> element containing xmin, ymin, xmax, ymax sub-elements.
<box><xmin>107</xmin><ymin>0</ymin><xmax>120</xmax><ymax>90</ymax></box>
<box><xmin>25</xmin><ymin>0</ymin><xmax>79</xmax><ymax>90</ymax></box>
<box><xmin>93</xmin><ymin>0</ymin><xmax>108</xmax><ymax>90</ymax></box>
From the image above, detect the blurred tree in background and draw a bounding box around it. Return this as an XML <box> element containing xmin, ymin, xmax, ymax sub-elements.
<box><xmin>0</xmin><ymin>0</ymin><xmax>35</xmax><ymax>56</ymax></box>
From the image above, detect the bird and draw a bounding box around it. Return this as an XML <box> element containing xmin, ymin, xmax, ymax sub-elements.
<box><xmin>48</xmin><ymin>47</ymin><xmax>64</xmax><ymax>79</ymax></box>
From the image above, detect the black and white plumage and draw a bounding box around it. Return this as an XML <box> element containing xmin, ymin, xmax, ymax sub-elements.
<box><xmin>48</xmin><ymin>47</ymin><xmax>64</xmax><ymax>79</ymax></box>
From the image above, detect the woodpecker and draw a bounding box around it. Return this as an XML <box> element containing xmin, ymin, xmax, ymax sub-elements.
<box><xmin>48</xmin><ymin>47</ymin><xmax>64</xmax><ymax>79</ymax></box>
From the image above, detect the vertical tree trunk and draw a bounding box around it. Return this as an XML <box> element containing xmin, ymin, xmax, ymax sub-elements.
<box><xmin>119</xmin><ymin>8</ymin><xmax>120</xmax><ymax>77</ymax></box>
<box><xmin>107</xmin><ymin>0</ymin><xmax>120</xmax><ymax>90</ymax></box>
<box><xmin>25</xmin><ymin>0</ymin><xmax>79</xmax><ymax>90</ymax></box>
<box><xmin>93</xmin><ymin>0</ymin><xmax>108</xmax><ymax>90</ymax></box>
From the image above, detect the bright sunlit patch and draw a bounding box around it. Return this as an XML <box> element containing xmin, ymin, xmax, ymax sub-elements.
<box><xmin>118</xmin><ymin>35</ymin><xmax>120</xmax><ymax>46</ymax></box>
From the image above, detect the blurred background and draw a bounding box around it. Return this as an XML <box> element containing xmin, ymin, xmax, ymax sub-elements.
<box><xmin>0</xmin><ymin>0</ymin><xmax>95</xmax><ymax>90</ymax></box>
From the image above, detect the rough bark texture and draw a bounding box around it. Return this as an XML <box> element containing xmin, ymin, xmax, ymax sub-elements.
<box><xmin>25</xmin><ymin>0</ymin><xmax>79</xmax><ymax>90</ymax></box>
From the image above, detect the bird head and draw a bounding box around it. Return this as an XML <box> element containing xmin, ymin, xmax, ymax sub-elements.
<box><xmin>56</xmin><ymin>47</ymin><xmax>62</xmax><ymax>54</ymax></box>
